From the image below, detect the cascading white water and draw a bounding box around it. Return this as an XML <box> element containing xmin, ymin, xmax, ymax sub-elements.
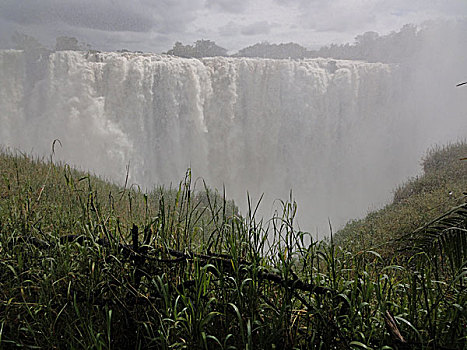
<box><xmin>0</xmin><ymin>49</ymin><xmax>465</xmax><ymax>233</ymax></box>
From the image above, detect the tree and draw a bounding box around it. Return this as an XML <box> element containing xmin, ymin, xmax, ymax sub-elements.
<box><xmin>55</xmin><ymin>36</ymin><xmax>91</xmax><ymax>51</ymax></box>
<box><xmin>192</xmin><ymin>40</ymin><xmax>227</xmax><ymax>57</ymax></box>
<box><xmin>166</xmin><ymin>40</ymin><xmax>227</xmax><ymax>58</ymax></box>
<box><xmin>166</xmin><ymin>41</ymin><xmax>194</xmax><ymax>57</ymax></box>
<box><xmin>235</xmin><ymin>42</ymin><xmax>307</xmax><ymax>59</ymax></box>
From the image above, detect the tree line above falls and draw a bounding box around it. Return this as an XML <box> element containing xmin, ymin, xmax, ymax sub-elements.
<box><xmin>165</xmin><ymin>24</ymin><xmax>420</xmax><ymax>62</ymax></box>
<box><xmin>9</xmin><ymin>21</ymin><xmax>465</xmax><ymax>64</ymax></box>
<box><xmin>164</xmin><ymin>22</ymin><xmax>452</xmax><ymax>63</ymax></box>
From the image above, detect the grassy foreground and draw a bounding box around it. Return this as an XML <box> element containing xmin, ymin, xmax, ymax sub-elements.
<box><xmin>0</xmin><ymin>144</ymin><xmax>466</xmax><ymax>349</ymax></box>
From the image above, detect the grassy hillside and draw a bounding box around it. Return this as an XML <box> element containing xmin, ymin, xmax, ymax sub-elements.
<box><xmin>0</xmin><ymin>148</ymin><xmax>237</xmax><ymax>247</ymax></box>
<box><xmin>0</xmin><ymin>145</ymin><xmax>465</xmax><ymax>349</ymax></box>
<box><xmin>336</xmin><ymin>142</ymin><xmax>467</xmax><ymax>254</ymax></box>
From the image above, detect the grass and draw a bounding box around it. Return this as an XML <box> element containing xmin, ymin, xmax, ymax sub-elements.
<box><xmin>0</xmin><ymin>144</ymin><xmax>466</xmax><ymax>349</ymax></box>
<box><xmin>336</xmin><ymin>141</ymin><xmax>467</xmax><ymax>255</ymax></box>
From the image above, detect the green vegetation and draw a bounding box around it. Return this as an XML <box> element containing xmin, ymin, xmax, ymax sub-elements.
<box><xmin>0</xmin><ymin>144</ymin><xmax>465</xmax><ymax>349</ymax></box>
<box><xmin>337</xmin><ymin>142</ymin><xmax>467</xmax><ymax>254</ymax></box>
<box><xmin>166</xmin><ymin>40</ymin><xmax>228</xmax><ymax>58</ymax></box>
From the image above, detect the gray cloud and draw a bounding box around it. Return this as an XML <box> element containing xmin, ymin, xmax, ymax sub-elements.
<box><xmin>0</xmin><ymin>1</ymin><xmax>153</xmax><ymax>32</ymax></box>
<box><xmin>272</xmin><ymin>0</ymin><xmax>467</xmax><ymax>34</ymax></box>
<box><xmin>0</xmin><ymin>0</ymin><xmax>205</xmax><ymax>35</ymax></box>
<box><xmin>218</xmin><ymin>21</ymin><xmax>241</xmax><ymax>37</ymax></box>
<box><xmin>241</xmin><ymin>21</ymin><xmax>274</xmax><ymax>36</ymax></box>
<box><xmin>205</xmin><ymin>0</ymin><xmax>250</xmax><ymax>14</ymax></box>
<box><xmin>0</xmin><ymin>0</ymin><xmax>465</xmax><ymax>53</ymax></box>
<box><xmin>0</xmin><ymin>0</ymin><xmax>206</xmax><ymax>52</ymax></box>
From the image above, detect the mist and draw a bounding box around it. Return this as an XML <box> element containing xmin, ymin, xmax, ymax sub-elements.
<box><xmin>0</xmin><ymin>19</ymin><xmax>466</xmax><ymax>235</ymax></box>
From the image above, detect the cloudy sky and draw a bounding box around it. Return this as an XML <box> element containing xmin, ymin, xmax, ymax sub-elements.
<box><xmin>0</xmin><ymin>0</ymin><xmax>466</xmax><ymax>53</ymax></box>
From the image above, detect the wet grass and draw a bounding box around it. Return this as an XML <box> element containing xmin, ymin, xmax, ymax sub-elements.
<box><xmin>0</xmin><ymin>145</ymin><xmax>466</xmax><ymax>349</ymax></box>
<box><xmin>336</xmin><ymin>141</ymin><xmax>467</xmax><ymax>255</ymax></box>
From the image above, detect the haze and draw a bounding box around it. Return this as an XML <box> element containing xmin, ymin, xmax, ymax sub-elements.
<box><xmin>0</xmin><ymin>1</ymin><xmax>466</xmax><ymax>235</ymax></box>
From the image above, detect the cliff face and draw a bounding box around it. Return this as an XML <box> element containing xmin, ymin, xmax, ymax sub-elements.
<box><xmin>0</xmin><ymin>50</ymin><xmax>464</xmax><ymax>231</ymax></box>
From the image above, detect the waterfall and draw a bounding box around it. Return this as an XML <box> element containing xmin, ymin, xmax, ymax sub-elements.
<box><xmin>1</xmin><ymin>49</ymin><xmax>465</xmax><ymax>233</ymax></box>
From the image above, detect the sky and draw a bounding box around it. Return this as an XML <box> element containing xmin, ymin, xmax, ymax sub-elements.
<box><xmin>0</xmin><ymin>0</ymin><xmax>466</xmax><ymax>53</ymax></box>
